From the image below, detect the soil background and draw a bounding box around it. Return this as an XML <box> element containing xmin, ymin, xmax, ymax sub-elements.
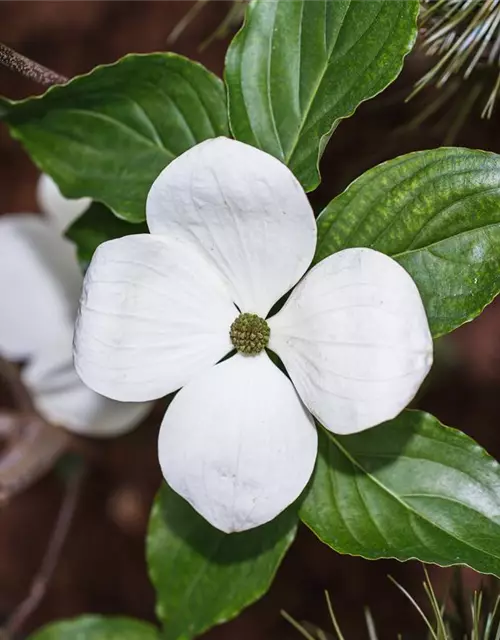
<box><xmin>0</xmin><ymin>3</ymin><xmax>499</xmax><ymax>639</ymax></box>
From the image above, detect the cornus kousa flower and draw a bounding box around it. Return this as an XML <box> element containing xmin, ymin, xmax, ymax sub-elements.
<box><xmin>74</xmin><ymin>137</ymin><xmax>433</xmax><ymax>533</ymax></box>
<box><xmin>0</xmin><ymin>177</ymin><xmax>151</xmax><ymax>436</ymax></box>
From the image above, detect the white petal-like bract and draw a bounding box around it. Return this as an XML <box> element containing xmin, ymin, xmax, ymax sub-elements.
<box><xmin>0</xmin><ymin>215</ymin><xmax>82</xmax><ymax>361</ymax></box>
<box><xmin>146</xmin><ymin>137</ymin><xmax>316</xmax><ymax>317</ymax></box>
<box><xmin>269</xmin><ymin>248</ymin><xmax>433</xmax><ymax>434</ymax></box>
<box><xmin>74</xmin><ymin>234</ymin><xmax>238</xmax><ymax>402</ymax></box>
<box><xmin>158</xmin><ymin>352</ymin><xmax>317</xmax><ymax>533</ymax></box>
<box><xmin>37</xmin><ymin>173</ymin><xmax>91</xmax><ymax>233</ymax></box>
<box><xmin>24</xmin><ymin>331</ymin><xmax>152</xmax><ymax>437</ymax></box>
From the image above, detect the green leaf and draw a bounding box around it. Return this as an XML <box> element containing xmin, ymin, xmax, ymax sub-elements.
<box><xmin>67</xmin><ymin>202</ymin><xmax>148</xmax><ymax>267</ymax></box>
<box><xmin>300</xmin><ymin>411</ymin><xmax>500</xmax><ymax>577</ymax></box>
<box><xmin>147</xmin><ymin>483</ymin><xmax>298</xmax><ymax>640</ymax></box>
<box><xmin>225</xmin><ymin>0</ymin><xmax>419</xmax><ymax>191</ymax></box>
<box><xmin>1</xmin><ymin>53</ymin><xmax>228</xmax><ymax>222</ymax></box>
<box><xmin>27</xmin><ymin>616</ymin><xmax>160</xmax><ymax>640</ymax></box>
<box><xmin>315</xmin><ymin>147</ymin><xmax>500</xmax><ymax>338</ymax></box>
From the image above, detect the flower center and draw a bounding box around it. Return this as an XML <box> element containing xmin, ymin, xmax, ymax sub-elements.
<box><xmin>230</xmin><ymin>313</ymin><xmax>270</xmax><ymax>355</ymax></box>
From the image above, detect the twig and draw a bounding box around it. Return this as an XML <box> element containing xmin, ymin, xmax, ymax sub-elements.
<box><xmin>0</xmin><ymin>357</ymin><xmax>97</xmax><ymax>504</ymax></box>
<box><xmin>0</xmin><ymin>413</ymin><xmax>70</xmax><ymax>505</ymax></box>
<box><xmin>1</xmin><ymin>462</ymin><xmax>87</xmax><ymax>640</ymax></box>
<box><xmin>0</xmin><ymin>357</ymin><xmax>71</xmax><ymax>504</ymax></box>
<box><xmin>0</xmin><ymin>43</ymin><xmax>67</xmax><ymax>87</ymax></box>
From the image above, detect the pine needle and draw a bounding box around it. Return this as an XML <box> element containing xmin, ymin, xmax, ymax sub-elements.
<box><xmin>325</xmin><ymin>591</ymin><xmax>347</xmax><ymax>640</ymax></box>
<box><xmin>388</xmin><ymin>574</ymin><xmax>440</xmax><ymax>640</ymax></box>
<box><xmin>364</xmin><ymin>607</ymin><xmax>379</xmax><ymax>640</ymax></box>
<box><xmin>288</xmin><ymin>569</ymin><xmax>500</xmax><ymax>640</ymax></box>
<box><xmin>414</xmin><ymin>0</ymin><xmax>500</xmax><ymax>118</ymax></box>
<box><xmin>281</xmin><ymin>610</ymin><xmax>318</xmax><ymax>640</ymax></box>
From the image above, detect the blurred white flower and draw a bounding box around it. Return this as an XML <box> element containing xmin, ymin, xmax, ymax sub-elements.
<box><xmin>0</xmin><ymin>181</ymin><xmax>151</xmax><ymax>437</ymax></box>
<box><xmin>74</xmin><ymin>137</ymin><xmax>433</xmax><ymax>532</ymax></box>
<box><xmin>37</xmin><ymin>173</ymin><xmax>91</xmax><ymax>233</ymax></box>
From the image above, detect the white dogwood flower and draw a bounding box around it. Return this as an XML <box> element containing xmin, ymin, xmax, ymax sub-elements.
<box><xmin>74</xmin><ymin>137</ymin><xmax>433</xmax><ymax>532</ymax></box>
<box><xmin>0</xmin><ymin>181</ymin><xmax>151</xmax><ymax>436</ymax></box>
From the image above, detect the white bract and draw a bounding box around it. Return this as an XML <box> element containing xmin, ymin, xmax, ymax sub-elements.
<box><xmin>0</xmin><ymin>177</ymin><xmax>151</xmax><ymax>436</ymax></box>
<box><xmin>74</xmin><ymin>138</ymin><xmax>433</xmax><ymax>533</ymax></box>
<box><xmin>36</xmin><ymin>173</ymin><xmax>91</xmax><ymax>233</ymax></box>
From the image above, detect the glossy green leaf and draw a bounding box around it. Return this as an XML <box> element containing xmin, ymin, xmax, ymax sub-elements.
<box><xmin>147</xmin><ymin>483</ymin><xmax>298</xmax><ymax>640</ymax></box>
<box><xmin>1</xmin><ymin>53</ymin><xmax>228</xmax><ymax>221</ymax></box>
<box><xmin>27</xmin><ymin>616</ymin><xmax>160</xmax><ymax>640</ymax></box>
<box><xmin>225</xmin><ymin>0</ymin><xmax>419</xmax><ymax>191</ymax></box>
<box><xmin>67</xmin><ymin>202</ymin><xmax>148</xmax><ymax>267</ymax></box>
<box><xmin>300</xmin><ymin>411</ymin><xmax>500</xmax><ymax>576</ymax></box>
<box><xmin>315</xmin><ymin>147</ymin><xmax>500</xmax><ymax>337</ymax></box>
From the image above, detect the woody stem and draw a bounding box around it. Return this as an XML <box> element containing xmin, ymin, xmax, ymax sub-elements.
<box><xmin>0</xmin><ymin>43</ymin><xmax>68</xmax><ymax>87</ymax></box>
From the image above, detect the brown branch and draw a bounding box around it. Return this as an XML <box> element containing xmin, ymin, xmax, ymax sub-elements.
<box><xmin>0</xmin><ymin>357</ymin><xmax>34</xmax><ymax>414</ymax></box>
<box><xmin>0</xmin><ymin>43</ymin><xmax>67</xmax><ymax>87</ymax></box>
<box><xmin>0</xmin><ymin>357</ymin><xmax>70</xmax><ymax>503</ymax></box>
<box><xmin>0</xmin><ymin>357</ymin><xmax>72</xmax><ymax>503</ymax></box>
<box><xmin>1</xmin><ymin>462</ymin><xmax>87</xmax><ymax>640</ymax></box>
<box><xmin>0</xmin><ymin>357</ymin><xmax>99</xmax><ymax>504</ymax></box>
<box><xmin>0</xmin><ymin>413</ymin><xmax>70</xmax><ymax>506</ymax></box>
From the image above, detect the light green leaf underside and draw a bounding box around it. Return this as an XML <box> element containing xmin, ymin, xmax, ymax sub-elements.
<box><xmin>147</xmin><ymin>484</ymin><xmax>298</xmax><ymax>640</ymax></box>
<box><xmin>225</xmin><ymin>0</ymin><xmax>419</xmax><ymax>191</ymax></box>
<box><xmin>26</xmin><ymin>616</ymin><xmax>160</xmax><ymax>640</ymax></box>
<box><xmin>315</xmin><ymin>147</ymin><xmax>500</xmax><ymax>338</ymax></box>
<box><xmin>300</xmin><ymin>411</ymin><xmax>500</xmax><ymax>576</ymax></box>
<box><xmin>0</xmin><ymin>53</ymin><xmax>228</xmax><ymax>222</ymax></box>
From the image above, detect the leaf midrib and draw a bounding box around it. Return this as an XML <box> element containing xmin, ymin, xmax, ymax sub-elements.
<box><xmin>48</xmin><ymin>107</ymin><xmax>176</xmax><ymax>156</ymax></box>
<box><xmin>326</xmin><ymin>429</ymin><xmax>500</xmax><ymax>563</ymax></box>
<box><xmin>316</xmin><ymin>154</ymin><xmax>500</xmax><ymax>260</ymax></box>
<box><xmin>393</xmin><ymin>215</ymin><xmax>500</xmax><ymax>262</ymax></box>
<box><xmin>284</xmin><ymin>0</ymin><xmax>386</xmax><ymax>164</ymax></box>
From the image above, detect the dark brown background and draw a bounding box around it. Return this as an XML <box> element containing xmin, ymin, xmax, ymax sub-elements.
<box><xmin>0</xmin><ymin>3</ymin><xmax>499</xmax><ymax>638</ymax></box>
